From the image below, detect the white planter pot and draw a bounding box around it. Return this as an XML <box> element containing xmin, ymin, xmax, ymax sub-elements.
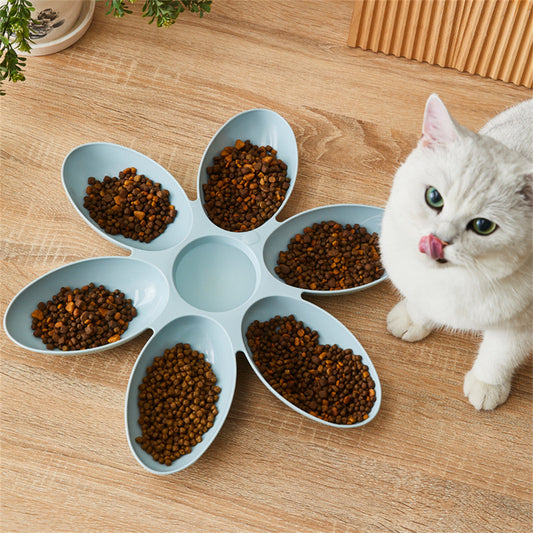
<box><xmin>27</xmin><ymin>0</ymin><xmax>84</xmax><ymax>43</ymax></box>
<box><xmin>1</xmin><ymin>0</ymin><xmax>96</xmax><ymax>55</ymax></box>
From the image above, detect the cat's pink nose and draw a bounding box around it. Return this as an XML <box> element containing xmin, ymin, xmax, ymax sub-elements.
<box><xmin>419</xmin><ymin>234</ymin><xmax>448</xmax><ymax>261</ymax></box>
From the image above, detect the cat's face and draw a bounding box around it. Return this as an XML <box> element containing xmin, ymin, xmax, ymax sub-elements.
<box><xmin>386</xmin><ymin>95</ymin><xmax>532</xmax><ymax>280</ymax></box>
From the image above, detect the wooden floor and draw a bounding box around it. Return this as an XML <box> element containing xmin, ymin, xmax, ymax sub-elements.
<box><xmin>1</xmin><ymin>1</ymin><xmax>531</xmax><ymax>531</ymax></box>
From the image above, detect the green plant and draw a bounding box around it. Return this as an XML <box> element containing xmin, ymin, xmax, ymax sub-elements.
<box><xmin>0</xmin><ymin>0</ymin><xmax>212</xmax><ymax>95</ymax></box>
<box><xmin>0</xmin><ymin>0</ymin><xmax>33</xmax><ymax>94</ymax></box>
<box><xmin>103</xmin><ymin>0</ymin><xmax>211</xmax><ymax>26</ymax></box>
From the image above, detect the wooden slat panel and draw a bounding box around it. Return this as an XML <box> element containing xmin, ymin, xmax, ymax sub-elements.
<box><xmin>348</xmin><ymin>0</ymin><xmax>533</xmax><ymax>87</ymax></box>
<box><xmin>453</xmin><ymin>0</ymin><xmax>485</xmax><ymax>71</ymax></box>
<box><xmin>412</xmin><ymin>0</ymin><xmax>434</xmax><ymax>62</ymax></box>
<box><xmin>497</xmin><ymin>0</ymin><xmax>531</xmax><ymax>81</ymax></box>
<box><xmin>358</xmin><ymin>0</ymin><xmax>377</xmax><ymax>50</ymax></box>
<box><xmin>486</xmin><ymin>0</ymin><xmax>521</xmax><ymax>79</ymax></box>
<box><xmin>520</xmin><ymin>36</ymin><xmax>533</xmax><ymax>86</ymax></box>
<box><xmin>347</xmin><ymin>0</ymin><xmax>366</xmax><ymax>47</ymax></box>
<box><xmin>368</xmin><ymin>0</ymin><xmax>388</xmax><ymax>51</ymax></box>
<box><xmin>510</xmin><ymin>7</ymin><xmax>533</xmax><ymax>86</ymax></box>
<box><xmin>444</xmin><ymin>0</ymin><xmax>467</xmax><ymax>66</ymax></box>
<box><xmin>390</xmin><ymin>0</ymin><xmax>411</xmax><ymax>56</ymax></box>
<box><xmin>463</xmin><ymin>0</ymin><xmax>498</xmax><ymax>75</ymax></box>
<box><xmin>401</xmin><ymin>0</ymin><xmax>423</xmax><ymax>60</ymax></box>
<box><xmin>377</xmin><ymin>0</ymin><xmax>399</xmax><ymax>52</ymax></box>
<box><xmin>434</xmin><ymin>0</ymin><xmax>459</xmax><ymax>66</ymax></box>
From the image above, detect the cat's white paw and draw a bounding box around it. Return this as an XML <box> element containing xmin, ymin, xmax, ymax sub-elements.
<box><xmin>387</xmin><ymin>300</ymin><xmax>432</xmax><ymax>342</ymax></box>
<box><xmin>463</xmin><ymin>370</ymin><xmax>511</xmax><ymax>410</ymax></box>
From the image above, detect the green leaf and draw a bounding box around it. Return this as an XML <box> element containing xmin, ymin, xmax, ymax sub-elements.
<box><xmin>0</xmin><ymin>0</ymin><xmax>34</xmax><ymax>94</ymax></box>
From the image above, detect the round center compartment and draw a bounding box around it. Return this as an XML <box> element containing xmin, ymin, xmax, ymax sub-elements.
<box><xmin>174</xmin><ymin>236</ymin><xmax>257</xmax><ymax>312</ymax></box>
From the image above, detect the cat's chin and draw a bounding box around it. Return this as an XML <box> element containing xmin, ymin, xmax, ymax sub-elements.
<box><xmin>419</xmin><ymin>253</ymin><xmax>450</xmax><ymax>267</ymax></box>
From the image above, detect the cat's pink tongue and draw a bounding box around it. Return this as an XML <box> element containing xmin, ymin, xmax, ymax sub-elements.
<box><xmin>419</xmin><ymin>234</ymin><xmax>447</xmax><ymax>260</ymax></box>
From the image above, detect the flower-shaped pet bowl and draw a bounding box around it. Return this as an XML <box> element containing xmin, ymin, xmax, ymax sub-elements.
<box><xmin>4</xmin><ymin>109</ymin><xmax>387</xmax><ymax>474</ymax></box>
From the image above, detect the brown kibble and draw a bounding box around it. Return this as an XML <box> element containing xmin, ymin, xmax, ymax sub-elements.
<box><xmin>30</xmin><ymin>283</ymin><xmax>137</xmax><ymax>351</ymax></box>
<box><xmin>135</xmin><ymin>343</ymin><xmax>220</xmax><ymax>466</ymax></box>
<box><xmin>275</xmin><ymin>221</ymin><xmax>384</xmax><ymax>291</ymax></box>
<box><xmin>246</xmin><ymin>315</ymin><xmax>377</xmax><ymax>425</ymax></box>
<box><xmin>202</xmin><ymin>140</ymin><xmax>290</xmax><ymax>232</ymax></box>
<box><xmin>31</xmin><ymin>309</ymin><xmax>44</xmax><ymax>320</ymax></box>
<box><xmin>84</xmin><ymin>168</ymin><xmax>177</xmax><ymax>243</ymax></box>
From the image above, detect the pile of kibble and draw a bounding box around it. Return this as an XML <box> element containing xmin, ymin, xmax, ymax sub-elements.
<box><xmin>135</xmin><ymin>343</ymin><xmax>220</xmax><ymax>466</ymax></box>
<box><xmin>83</xmin><ymin>167</ymin><xmax>177</xmax><ymax>243</ymax></box>
<box><xmin>275</xmin><ymin>221</ymin><xmax>384</xmax><ymax>290</ymax></box>
<box><xmin>246</xmin><ymin>315</ymin><xmax>377</xmax><ymax>425</ymax></box>
<box><xmin>202</xmin><ymin>139</ymin><xmax>290</xmax><ymax>232</ymax></box>
<box><xmin>31</xmin><ymin>283</ymin><xmax>137</xmax><ymax>351</ymax></box>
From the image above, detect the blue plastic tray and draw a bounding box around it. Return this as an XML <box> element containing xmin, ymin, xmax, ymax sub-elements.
<box><xmin>4</xmin><ymin>109</ymin><xmax>387</xmax><ymax>474</ymax></box>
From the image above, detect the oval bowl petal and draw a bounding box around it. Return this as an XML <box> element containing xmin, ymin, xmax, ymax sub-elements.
<box><xmin>125</xmin><ymin>315</ymin><xmax>237</xmax><ymax>474</ymax></box>
<box><xmin>4</xmin><ymin>257</ymin><xmax>169</xmax><ymax>355</ymax></box>
<box><xmin>263</xmin><ymin>204</ymin><xmax>388</xmax><ymax>295</ymax></box>
<box><xmin>197</xmin><ymin>109</ymin><xmax>298</xmax><ymax>231</ymax></box>
<box><xmin>62</xmin><ymin>142</ymin><xmax>193</xmax><ymax>251</ymax></box>
<box><xmin>241</xmin><ymin>295</ymin><xmax>381</xmax><ymax>428</ymax></box>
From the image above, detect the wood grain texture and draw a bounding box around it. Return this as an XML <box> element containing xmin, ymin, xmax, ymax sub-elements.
<box><xmin>1</xmin><ymin>1</ymin><xmax>531</xmax><ymax>531</ymax></box>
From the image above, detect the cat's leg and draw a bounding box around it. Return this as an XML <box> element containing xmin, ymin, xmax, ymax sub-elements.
<box><xmin>464</xmin><ymin>326</ymin><xmax>532</xmax><ymax>410</ymax></box>
<box><xmin>387</xmin><ymin>299</ymin><xmax>434</xmax><ymax>342</ymax></box>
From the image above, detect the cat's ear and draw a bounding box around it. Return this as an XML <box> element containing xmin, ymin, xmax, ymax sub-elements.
<box><xmin>420</xmin><ymin>94</ymin><xmax>457</xmax><ymax>148</ymax></box>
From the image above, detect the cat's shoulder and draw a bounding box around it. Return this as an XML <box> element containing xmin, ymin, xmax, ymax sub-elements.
<box><xmin>479</xmin><ymin>99</ymin><xmax>533</xmax><ymax>161</ymax></box>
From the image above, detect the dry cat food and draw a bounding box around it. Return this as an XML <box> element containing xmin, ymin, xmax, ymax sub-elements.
<box><xmin>135</xmin><ymin>343</ymin><xmax>220</xmax><ymax>465</ymax></box>
<box><xmin>275</xmin><ymin>221</ymin><xmax>384</xmax><ymax>290</ymax></box>
<box><xmin>31</xmin><ymin>283</ymin><xmax>137</xmax><ymax>351</ymax></box>
<box><xmin>84</xmin><ymin>167</ymin><xmax>177</xmax><ymax>243</ymax></box>
<box><xmin>202</xmin><ymin>139</ymin><xmax>290</xmax><ymax>232</ymax></box>
<box><xmin>246</xmin><ymin>315</ymin><xmax>377</xmax><ymax>424</ymax></box>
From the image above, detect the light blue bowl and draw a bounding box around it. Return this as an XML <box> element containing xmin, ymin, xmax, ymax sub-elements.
<box><xmin>125</xmin><ymin>315</ymin><xmax>236</xmax><ymax>474</ymax></box>
<box><xmin>241</xmin><ymin>295</ymin><xmax>381</xmax><ymax>428</ymax></box>
<box><xmin>196</xmin><ymin>108</ymin><xmax>298</xmax><ymax>232</ymax></box>
<box><xmin>263</xmin><ymin>203</ymin><xmax>387</xmax><ymax>295</ymax></box>
<box><xmin>4</xmin><ymin>257</ymin><xmax>169</xmax><ymax>355</ymax></box>
<box><xmin>4</xmin><ymin>108</ymin><xmax>386</xmax><ymax>475</ymax></box>
<box><xmin>62</xmin><ymin>142</ymin><xmax>193</xmax><ymax>252</ymax></box>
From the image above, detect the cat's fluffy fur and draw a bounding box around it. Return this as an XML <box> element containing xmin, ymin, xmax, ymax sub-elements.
<box><xmin>380</xmin><ymin>94</ymin><xmax>533</xmax><ymax>410</ymax></box>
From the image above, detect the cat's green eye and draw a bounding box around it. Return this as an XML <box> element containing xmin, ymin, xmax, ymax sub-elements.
<box><xmin>425</xmin><ymin>186</ymin><xmax>444</xmax><ymax>210</ymax></box>
<box><xmin>470</xmin><ymin>218</ymin><xmax>498</xmax><ymax>235</ymax></box>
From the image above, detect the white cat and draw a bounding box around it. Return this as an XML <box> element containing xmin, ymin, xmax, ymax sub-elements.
<box><xmin>380</xmin><ymin>94</ymin><xmax>533</xmax><ymax>410</ymax></box>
